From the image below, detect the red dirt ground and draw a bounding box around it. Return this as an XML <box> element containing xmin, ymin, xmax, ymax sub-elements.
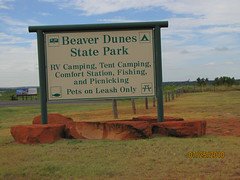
<box><xmin>206</xmin><ymin>118</ymin><xmax>240</xmax><ymax>136</ymax></box>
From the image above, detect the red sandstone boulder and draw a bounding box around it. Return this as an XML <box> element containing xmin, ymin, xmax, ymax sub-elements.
<box><xmin>105</xmin><ymin>121</ymin><xmax>151</xmax><ymax>140</ymax></box>
<box><xmin>71</xmin><ymin>122</ymin><xmax>105</xmax><ymax>139</ymax></box>
<box><xmin>68</xmin><ymin>121</ymin><xmax>151</xmax><ymax>140</ymax></box>
<box><xmin>11</xmin><ymin>124</ymin><xmax>65</xmax><ymax>144</ymax></box>
<box><xmin>33</xmin><ymin>113</ymin><xmax>76</xmax><ymax>139</ymax></box>
<box><xmin>151</xmin><ymin>120</ymin><xmax>206</xmax><ymax>137</ymax></box>
<box><xmin>132</xmin><ymin>116</ymin><xmax>184</xmax><ymax>122</ymax></box>
<box><xmin>30</xmin><ymin>114</ymin><xmax>205</xmax><ymax>140</ymax></box>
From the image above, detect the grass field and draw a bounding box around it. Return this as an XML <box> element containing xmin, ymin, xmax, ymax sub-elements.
<box><xmin>0</xmin><ymin>91</ymin><xmax>240</xmax><ymax>179</ymax></box>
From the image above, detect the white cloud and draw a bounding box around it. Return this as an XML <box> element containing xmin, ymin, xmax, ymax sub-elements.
<box><xmin>0</xmin><ymin>7</ymin><xmax>40</xmax><ymax>86</ymax></box>
<box><xmin>0</xmin><ymin>15</ymin><xmax>41</xmax><ymax>87</ymax></box>
<box><xmin>39</xmin><ymin>12</ymin><xmax>52</xmax><ymax>16</ymax></box>
<box><xmin>38</xmin><ymin>1</ymin><xmax>240</xmax><ymax>37</ymax></box>
<box><xmin>214</xmin><ymin>47</ymin><xmax>229</xmax><ymax>52</ymax></box>
<box><xmin>42</xmin><ymin>0</ymin><xmax>240</xmax><ymax>42</ymax></box>
<box><xmin>224</xmin><ymin>61</ymin><xmax>234</xmax><ymax>65</ymax></box>
<box><xmin>1</xmin><ymin>16</ymin><xmax>39</xmax><ymax>27</ymax></box>
<box><xmin>39</xmin><ymin>0</ymin><xmax>56</xmax><ymax>2</ymax></box>
<box><xmin>0</xmin><ymin>0</ymin><xmax>14</xmax><ymax>9</ymax></box>
<box><xmin>41</xmin><ymin>0</ymin><xmax>168</xmax><ymax>15</ymax></box>
<box><xmin>0</xmin><ymin>40</ymin><xmax>39</xmax><ymax>87</ymax></box>
<box><xmin>204</xmin><ymin>62</ymin><xmax>216</xmax><ymax>66</ymax></box>
<box><xmin>0</xmin><ymin>32</ymin><xmax>32</xmax><ymax>44</ymax></box>
<box><xmin>41</xmin><ymin>0</ymin><xmax>240</xmax><ymax>25</ymax></box>
<box><xmin>0</xmin><ymin>16</ymin><xmax>40</xmax><ymax>35</ymax></box>
<box><xmin>201</xmin><ymin>25</ymin><xmax>240</xmax><ymax>34</ymax></box>
<box><xmin>98</xmin><ymin>17</ymin><xmax>140</xmax><ymax>23</ymax></box>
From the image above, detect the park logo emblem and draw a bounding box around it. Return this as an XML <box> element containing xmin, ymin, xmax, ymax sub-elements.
<box><xmin>50</xmin><ymin>86</ymin><xmax>62</xmax><ymax>98</ymax></box>
<box><xmin>48</xmin><ymin>35</ymin><xmax>60</xmax><ymax>47</ymax></box>
<box><xmin>139</xmin><ymin>32</ymin><xmax>151</xmax><ymax>43</ymax></box>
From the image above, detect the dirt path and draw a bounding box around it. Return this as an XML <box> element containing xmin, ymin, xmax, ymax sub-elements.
<box><xmin>206</xmin><ymin>118</ymin><xmax>240</xmax><ymax>136</ymax></box>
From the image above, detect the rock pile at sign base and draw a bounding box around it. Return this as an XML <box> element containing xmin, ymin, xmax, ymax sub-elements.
<box><xmin>11</xmin><ymin>114</ymin><xmax>206</xmax><ymax>144</ymax></box>
<box><xmin>11</xmin><ymin>124</ymin><xmax>65</xmax><ymax>144</ymax></box>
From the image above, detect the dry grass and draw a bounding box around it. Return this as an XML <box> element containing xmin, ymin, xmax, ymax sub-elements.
<box><xmin>0</xmin><ymin>91</ymin><xmax>240</xmax><ymax>179</ymax></box>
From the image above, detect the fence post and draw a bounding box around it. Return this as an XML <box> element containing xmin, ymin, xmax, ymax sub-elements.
<box><xmin>112</xmin><ymin>99</ymin><xmax>118</xmax><ymax>119</ymax></box>
<box><xmin>171</xmin><ymin>91</ymin><xmax>174</xmax><ymax>100</ymax></box>
<box><xmin>153</xmin><ymin>96</ymin><xmax>156</xmax><ymax>107</ymax></box>
<box><xmin>131</xmin><ymin>98</ymin><xmax>136</xmax><ymax>114</ymax></box>
<box><xmin>168</xmin><ymin>91</ymin><xmax>171</xmax><ymax>102</ymax></box>
<box><xmin>181</xmin><ymin>88</ymin><xmax>183</xmax><ymax>95</ymax></box>
<box><xmin>145</xmin><ymin>97</ymin><xmax>149</xmax><ymax>109</ymax></box>
<box><xmin>176</xmin><ymin>89</ymin><xmax>179</xmax><ymax>97</ymax></box>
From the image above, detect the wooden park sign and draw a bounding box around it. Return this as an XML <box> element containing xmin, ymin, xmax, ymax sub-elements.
<box><xmin>29</xmin><ymin>21</ymin><xmax>168</xmax><ymax>124</ymax></box>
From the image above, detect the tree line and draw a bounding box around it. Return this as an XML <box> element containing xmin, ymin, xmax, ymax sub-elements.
<box><xmin>196</xmin><ymin>76</ymin><xmax>238</xmax><ymax>86</ymax></box>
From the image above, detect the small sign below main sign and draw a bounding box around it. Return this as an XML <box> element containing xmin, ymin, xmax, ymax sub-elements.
<box><xmin>45</xmin><ymin>29</ymin><xmax>155</xmax><ymax>100</ymax></box>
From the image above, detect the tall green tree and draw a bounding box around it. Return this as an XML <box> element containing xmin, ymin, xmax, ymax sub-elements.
<box><xmin>214</xmin><ymin>76</ymin><xmax>236</xmax><ymax>86</ymax></box>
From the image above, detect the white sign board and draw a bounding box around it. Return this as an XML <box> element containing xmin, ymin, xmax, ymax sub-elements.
<box><xmin>28</xmin><ymin>88</ymin><xmax>38</xmax><ymax>95</ymax></box>
<box><xmin>16</xmin><ymin>87</ymin><xmax>37</xmax><ymax>95</ymax></box>
<box><xmin>45</xmin><ymin>29</ymin><xmax>155</xmax><ymax>100</ymax></box>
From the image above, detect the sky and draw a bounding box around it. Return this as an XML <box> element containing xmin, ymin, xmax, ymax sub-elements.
<box><xmin>0</xmin><ymin>0</ymin><xmax>240</xmax><ymax>87</ymax></box>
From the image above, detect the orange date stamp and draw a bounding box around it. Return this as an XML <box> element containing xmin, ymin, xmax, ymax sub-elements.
<box><xmin>187</xmin><ymin>151</ymin><xmax>225</xmax><ymax>158</ymax></box>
